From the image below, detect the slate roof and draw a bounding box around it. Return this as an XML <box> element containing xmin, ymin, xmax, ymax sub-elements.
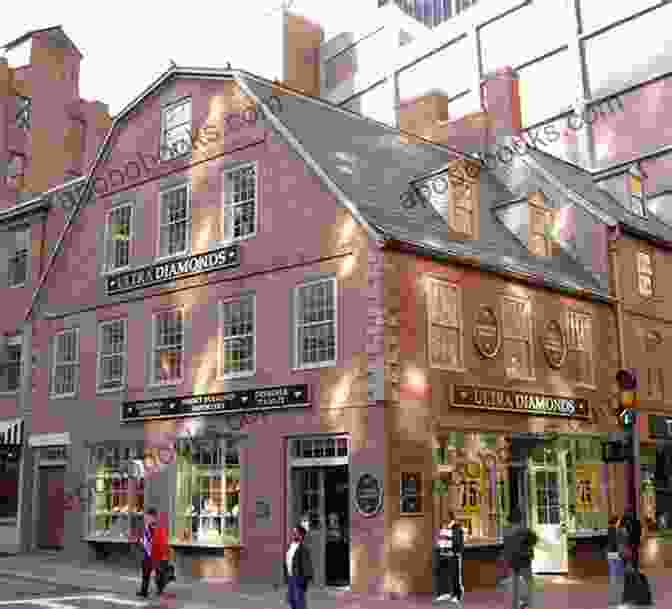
<box><xmin>526</xmin><ymin>148</ymin><xmax>672</xmax><ymax>246</ymax></box>
<box><xmin>241</xmin><ymin>74</ymin><xmax>611</xmax><ymax>301</ymax></box>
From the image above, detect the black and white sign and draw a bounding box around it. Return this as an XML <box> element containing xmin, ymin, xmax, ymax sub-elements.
<box><xmin>106</xmin><ymin>245</ymin><xmax>239</xmax><ymax>295</ymax></box>
<box><xmin>122</xmin><ymin>384</ymin><xmax>310</xmax><ymax>422</ymax></box>
<box><xmin>354</xmin><ymin>473</ymin><xmax>383</xmax><ymax>517</ymax></box>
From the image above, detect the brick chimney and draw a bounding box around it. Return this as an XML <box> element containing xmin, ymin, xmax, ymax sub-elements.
<box><xmin>398</xmin><ymin>91</ymin><xmax>450</xmax><ymax>142</ymax></box>
<box><xmin>480</xmin><ymin>67</ymin><xmax>522</xmax><ymax>139</ymax></box>
<box><xmin>283</xmin><ymin>12</ymin><xmax>323</xmax><ymax>97</ymax></box>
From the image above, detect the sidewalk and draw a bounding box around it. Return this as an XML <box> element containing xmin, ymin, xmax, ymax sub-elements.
<box><xmin>0</xmin><ymin>552</ymin><xmax>667</xmax><ymax>608</ymax></box>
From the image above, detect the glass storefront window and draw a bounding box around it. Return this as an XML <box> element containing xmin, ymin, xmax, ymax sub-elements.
<box><xmin>566</xmin><ymin>436</ymin><xmax>608</xmax><ymax>533</ymax></box>
<box><xmin>0</xmin><ymin>457</ymin><xmax>19</xmax><ymax>522</ymax></box>
<box><xmin>87</xmin><ymin>443</ymin><xmax>145</xmax><ymax>541</ymax></box>
<box><xmin>434</xmin><ymin>431</ymin><xmax>510</xmax><ymax>544</ymax></box>
<box><xmin>174</xmin><ymin>437</ymin><xmax>240</xmax><ymax>545</ymax></box>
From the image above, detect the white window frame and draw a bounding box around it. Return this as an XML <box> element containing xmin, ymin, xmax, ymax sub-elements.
<box><xmin>150</xmin><ymin>308</ymin><xmax>185</xmax><ymax>387</ymax></box>
<box><xmin>628</xmin><ymin>167</ymin><xmax>647</xmax><ymax>218</ymax></box>
<box><xmin>156</xmin><ymin>183</ymin><xmax>191</xmax><ymax>261</ymax></box>
<box><xmin>529</xmin><ymin>203</ymin><xmax>553</xmax><ymax>257</ymax></box>
<box><xmin>0</xmin><ymin>335</ymin><xmax>22</xmax><ymax>395</ymax></box>
<box><xmin>96</xmin><ymin>319</ymin><xmax>127</xmax><ymax>393</ymax></box>
<box><xmin>637</xmin><ymin>250</ymin><xmax>654</xmax><ymax>298</ymax></box>
<box><xmin>160</xmin><ymin>97</ymin><xmax>192</xmax><ymax>161</ymax></box>
<box><xmin>221</xmin><ymin>162</ymin><xmax>258</xmax><ymax>243</ymax></box>
<box><xmin>218</xmin><ymin>295</ymin><xmax>256</xmax><ymax>380</ymax></box>
<box><xmin>426</xmin><ymin>276</ymin><xmax>465</xmax><ymax>371</ymax></box>
<box><xmin>567</xmin><ymin>310</ymin><xmax>595</xmax><ymax>389</ymax></box>
<box><xmin>51</xmin><ymin>328</ymin><xmax>79</xmax><ymax>399</ymax></box>
<box><xmin>294</xmin><ymin>277</ymin><xmax>338</xmax><ymax>370</ymax></box>
<box><xmin>103</xmin><ymin>203</ymin><xmax>133</xmax><ymax>274</ymax></box>
<box><xmin>501</xmin><ymin>296</ymin><xmax>535</xmax><ymax>380</ymax></box>
<box><xmin>8</xmin><ymin>227</ymin><xmax>29</xmax><ymax>288</ymax></box>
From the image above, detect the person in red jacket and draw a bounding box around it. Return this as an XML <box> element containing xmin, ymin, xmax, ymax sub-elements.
<box><xmin>137</xmin><ymin>508</ymin><xmax>171</xmax><ymax>598</ymax></box>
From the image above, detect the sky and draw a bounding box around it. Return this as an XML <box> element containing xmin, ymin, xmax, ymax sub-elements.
<box><xmin>1</xmin><ymin>0</ymin><xmax>379</xmax><ymax>116</ymax></box>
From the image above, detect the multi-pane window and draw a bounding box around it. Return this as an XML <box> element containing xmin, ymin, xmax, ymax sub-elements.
<box><xmin>502</xmin><ymin>297</ymin><xmax>533</xmax><ymax>379</ymax></box>
<box><xmin>295</xmin><ymin>279</ymin><xmax>337</xmax><ymax>368</ymax></box>
<box><xmin>6</xmin><ymin>153</ymin><xmax>25</xmax><ymax>189</ymax></box>
<box><xmin>152</xmin><ymin>310</ymin><xmax>184</xmax><ymax>385</ymax></box>
<box><xmin>220</xmin><ymin>296</ymin><xmax>255</xmax><ymax>378</ymax></box>
<box><xmin>8</xmin><ymin>228</ymin><xmax>28</xmax><ymax>287</ymax></box>
<box><xmin>174</xmin><ymin>438</ymin><xmax>241</xmax><ymax>545</ymax></box>
<box><xmin>646</xmin><ymin>331</ymin><xmax>664</xmax><ymax>401</ymax></box>
<box><xmin>97</xmin><ymin>320</ymin><xmax>127</xmax><ymax>391</ymax></box>
<box><xmin>0</xmin><ymin>336</ymin><xmax>22</xmax><ymax>393</ymax></box>
<box><xmin>427</xmin><ymin>278</ymin><xmax>462</xmax><ymax>369</ymax></box>
<box><xmin>637</xmin><ymin>251</ymin><xmax>654</xmax><ymax>297</ymax></box>
<box><xmin>223</xmin><ymin>164</ymin><xmax>257</xmax><ymax>241</ymax></box>
<box><xmin>159</xmin><ymin>185</ymin><xmax>190</xmax><ymax>258</ymax></box>
<box><xmin>87</xmin><ymin>444</ymin><xmax>145</xmax><ymax>541</ymax></box>
<box><xmin>567</xmin><ymin>311</ymin><xmax>594</xmax><ymax>386</ymax></box>
<box><xmin>106</xmin><ymin>205</ymin><xmax>132</xmax><ymax>271</ymax></box>
<box><xmin>530</xmin><ymin>205</ymin><xmax>553</xmax><ymax>256</ymax></box>
<box><xmin>52</xmin><ymin>329</ymin><xmax>79</xmax><ymax>397</ymax></box>
<box><xmin>161</xmin><ymin>99</ymin><xmax>191</xmax><ymax>160</ymax></box>
<box><xmin>451</xmin><ymin>180</ymin><xmax>475</xmax><ymax>236</ymax></box>
<box><xmin>15</xmin><ymin>96</ymin><xmax>31</xmax><ymax>131</ymax></box>
<box><xmin>629</xmin><ymin>171</ymin><xmax>646</xmax><ymax>217</ymax></box>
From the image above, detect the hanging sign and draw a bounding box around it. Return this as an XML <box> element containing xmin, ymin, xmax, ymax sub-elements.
<box><xmin>354</xmin><ymin>473</ymin><xmax>383</xmax><ymax>517</ymax></box>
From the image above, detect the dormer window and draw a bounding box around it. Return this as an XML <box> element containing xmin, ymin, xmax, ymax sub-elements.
<box><xmin>421</xmin><ymin>160</ymin><xmax>479</xmax><ymax>239</ymax></box>
<box><xmin>528</xmin><ymin>191</ymin><xmax>554</xmax><ymax>257</ymax></box>
<box><xmin>161</xmin><ymin>98</ymin><xmax>192</xmax><ymax>161</ymax></box>
<box><xmin>628</xmin><ymin>167</ymin><xmax>646</xmax><ymax>217</ymax></box>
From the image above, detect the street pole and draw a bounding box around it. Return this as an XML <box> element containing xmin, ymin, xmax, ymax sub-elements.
<box><xmin>632</xmin><ymin>410</ymin><xmax>641</xmax><ymax>522</ymax></box>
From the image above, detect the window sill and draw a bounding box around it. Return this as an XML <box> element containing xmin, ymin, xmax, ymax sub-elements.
<box><xmin>8</xmin><ymin>283</ymin><xmax>26</xmax><ymax>289</ymax></box>
<box><xmin>97</xmin><ymin>386</ymin><xmax>125</xmax><ymax>395</ymax></box>
<box><xmin>222</xmin><ymin>232</ymin><xmax>256</xmax><ymax>245</ymax></box>
<box><xmin>155</xmin><ymin>251</ymin><xmax>191</xmax><ymax>263</ymax></box>
<box><xmin>431</xmin><ymin>366</ymin><xmax>467</xmax><ymax>373</ymax></box>
<box><xmin>147</xmin><ymin>381</ymin><xmax>183</xmax><ymax>389</ymax></box>
<box><xmin>84</xmin><ymin>536</ymin><xmax>135</xmax><ymax>544</ymax></box>
<box><xmin>292</xmin><ymin>361</ymin><xmax>337</xmax><ymax>371</ymax></box>
<box><xmin>170</xmin><ymin>542</ymin><xmax>243</xmax><ymax>549</ymax></box>
<box><xmin>102</xmin><ymin>266</ymin><xmax>131</xmax><ymax>277</ymax></box>
<box><xmin>50</xmin><ymin>393</ymin><xmax>77</xmax><ymax>400</ymax></box>
<box><xmin>0</xmin><ymin>391</ymin><xmax>19</xmax><ymax>396</ymax></box>
<box><xmin>217</xmin><ymin>371</ymin><xmax>256</xmax><ymax>381</ymax></box>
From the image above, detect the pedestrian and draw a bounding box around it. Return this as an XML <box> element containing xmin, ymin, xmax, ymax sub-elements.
<box><xmin>621</xmin><ymin>511</ymin><xmax>642</xmax><ymax>571</ymax></box>
<box><xmin>607</xmin><ymin>514</ymin><xmax>626</xmax><ymax>607</ymax></box>
<box><xmin>137</xmin><ymin>507</ymin><xmax>170</xmax><ymax>598</ymax></box>
<box><xmin>432</xmin><ymin>513</ymin><xmax>464</xmax><ymax>604</ymax></box>
<box><xmin>503</xmin><ymin>507</ymin><xmax>538</xmax><ymax>609</ymax></box>
<box><xmin>284</xmin><ymin>524</ymin><xmax>313</xmax><ymax>609</ymax></box>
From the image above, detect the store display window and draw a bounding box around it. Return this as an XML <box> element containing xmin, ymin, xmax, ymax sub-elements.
<box><xmin>433</xmin><ymin>431</ymin><xmax>510</xmax><ymax>544</ymax></box>
<box><xmin>87</xmin><ymin>443</ymin><xmax>145</xmax><ymax>541</ymax></box>
<box><xmin>174</xmin><ymin>437</ymin><xmax>240</xmax><ymax>545</ymax></box>
<box><xmin>564</xmin><ymin>436</ymin><xmax>608</xmax><ymax>534</ymax></box>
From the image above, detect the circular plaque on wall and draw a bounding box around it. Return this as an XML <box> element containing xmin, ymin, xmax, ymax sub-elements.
<box><xmin>354</xmin><ymin>474</ymin><xmax>383</xmax><ymax>517</ymax></box>
<box><xmin>473</xmin><ymin>306</ymin><xmax>500</xmax><ymax>358</ymax></box>
<box><xmin>543</xmin><ymin>320</ymin><xmax>567</xmax><ymax>368</ymax></box>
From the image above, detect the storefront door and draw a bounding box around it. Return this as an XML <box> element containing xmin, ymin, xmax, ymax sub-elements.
<box><xmin>529</xmin><ymin>444</ymin><xmax>568</xmax><ymax>573</ymax></box>
<box><xmin>38</xmin><ymin>466</ymin><xmax>65</xmax><ymax>549</ymax></box>
<box><xmin>291</xmin><ymin>465</ymin><xmax>350</xmax><ymax>587</ymax></box>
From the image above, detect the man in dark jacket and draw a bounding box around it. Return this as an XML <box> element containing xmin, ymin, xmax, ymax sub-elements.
<box><xmin>622</xmin><ymin>511</ymin><xmax>642</xmax><ymax>571</ymax></box>
<box><xmin>432</xmin><ymin>513</ymin><xmax>464</xmax><ymax>603</ymax></box>
<box><xmin>284</xmin><ymin>525</ymin><xmax>313</xmax><ymax>609</ymax></box>
<box><xmin>503</xmin><ymin>508</ymin><xmax>538</xmax><ymax>609</ymax></box>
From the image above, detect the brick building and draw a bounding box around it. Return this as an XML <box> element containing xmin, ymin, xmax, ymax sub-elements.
<box><xmin>0</xmin><ymin>26</ymin><xmax>111</xmax><ymax>554</ymax></box>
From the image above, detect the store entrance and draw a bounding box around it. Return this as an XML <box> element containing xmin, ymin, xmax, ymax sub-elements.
<box><xmin>528</xmin><ymin>442</ymin><xmax>568</xmax><ymax>574</ymax></box>
<box><xmin>291</xmin><ymin>465</ymin><xmax>350</xmax><ymax>587</ymax></box>
<box><xmin>38</xmin><ymin>466</ymin><xmax>65</xmax><ymax>549</ymax></box>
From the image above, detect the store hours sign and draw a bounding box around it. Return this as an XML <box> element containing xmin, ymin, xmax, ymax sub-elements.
<box><xmin>122</xmin><ymin>384</ymin><xmax>310</xmax><ymax>422</ymax></box>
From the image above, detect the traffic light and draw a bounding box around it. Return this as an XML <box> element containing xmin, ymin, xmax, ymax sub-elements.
<box><xmin>602</xmin><ymin>370</ymin><xmax>639</xmax><ymax>463</ymax></box>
